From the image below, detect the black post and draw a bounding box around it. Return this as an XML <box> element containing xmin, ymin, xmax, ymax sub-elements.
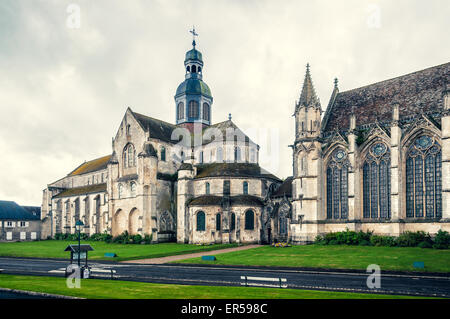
<box><xmin>78</xmin><ymin>225</ymin><xmax>81</xmax><ymax>268</ymax></box>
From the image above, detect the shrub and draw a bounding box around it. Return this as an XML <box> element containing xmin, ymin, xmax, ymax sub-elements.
<box><xmin>433</xmin><ymin>230</ymin><xmax>450</xmax><ymax>249</ymax></box>
<box><xmin>397</xmin><ymin>231</ymin><xmax>432</xmax><ymax>247</ymax></box>
<box><xmin>143</xmin><ymin>234</ymin><xmax>152</xmax><ymax>244</ymax></box>
<box><xmin>418</xmin><ymin>241</ymin><xmax>433</xmax><ymax>249</ymax></box>
<box><xmin>90</xmin><ymin>232</ymin><xmax>112</xmax><ymax>243</ymax></box>
<box><xmin>358</xmin><ymin>239</ymin><xmax>371</xmax><ymax>246</ymax></box>
<box><xmin>323</xmin><ymin>229</ymin><xmax>373</xmax><ymax>245</ymax></box>
<box><xmin>131</xmin><ymin>234</ymin><xmax>143</xmax><ymax>244</ymax></box>
<box><xmin>113</xmin><ymin>231</ymin><xmax>131</xmax><ymax>244</ymax></box>
<box><xmin>314</xmin><ymin>230</ymin><xmax>447</xmax><ymax>249</ymax></box>
<box><xmin>370</xmin><ymin>235</ymin><xmax>397</xmax><ymax>247</ymax></box>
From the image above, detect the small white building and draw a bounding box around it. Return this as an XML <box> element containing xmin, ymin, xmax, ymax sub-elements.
<box><xmin>0</xmin><ymin>201</ymin><xmax>41</xmax><ymax>241</ymax></box>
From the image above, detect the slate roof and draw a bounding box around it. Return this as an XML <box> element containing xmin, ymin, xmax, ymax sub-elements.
<box><xmin>195</xmin><ymin>163</ymin><xmax>281</xmax><ymax>181</ymax></box>
<box><xmin>175</xmin><ymin>77</ymin><xmax>212</xmax><ymax>99</ymax></box>
<box><xmin>130</xmin><ymin>108</ymin><xmax>256</xmax><ymax>147</ymax></box>
<box><xmin>188</xmin><ymin>195</ymin><xmax>264</xmax><ymax>206</ymax></box>
<box><xmin>0</xmin><ymin>201</ymin><xmax>40</xmax><ymax>220</ymax></box>
<box><xmin>53</xmin><ymin>183</ymin><xmax>107</xmax><ymax>199</ymax></box>
<box><xmin>322</xmin><ymin>62</ymin><xmax>450</xmax><ymax>133</ymax></box>
<box><xmin>22</xmin><ymin>206</ymin><xmax>41</xmax><ymax>219</ymax></box>
<box><xmin>131</xmin><ymin>110</ymin><xmax>178</xmax><ymax>143</ymax></box>
<box><xmin>272</xmin><ymin>176</ymin><xmax>293</xmax><ymax>198</ymax></box>
<box><xmin>68</xmin><ymin>155</ymin><xmax>111</xmax><ymax>176</ymax></box>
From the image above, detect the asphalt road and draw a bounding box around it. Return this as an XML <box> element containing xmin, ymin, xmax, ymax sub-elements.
<box><xmin>0</xmin><ymin>257</ymin><xmax>449</xmax><ymax>298</ymax></box>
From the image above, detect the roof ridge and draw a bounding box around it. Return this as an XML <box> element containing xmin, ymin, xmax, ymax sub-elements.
<box><xmin>338</xmin><ymin>61</ymin><xmax>450</xmax><ymax>95</ymax></box>
<box><xmin>68</xmin><ymin>155</ymin><xmax>111</xmax><ymax>176</ymax></box>
<box><xmin>131</xmin><ymin>110</ymin><xmax>177</xmax><ymax>128</ymax></box>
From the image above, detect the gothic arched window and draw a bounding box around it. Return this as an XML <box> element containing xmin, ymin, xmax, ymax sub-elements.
<box><xmin>177</xmin><ymin>102</ymin><xmax>184</xmax><ymax>120</ymax></box>
<box><xmin>216</xmin><ymin>213</ymin><xmax>221</xmax><ymax>231</ymax></box>
<box><xmin>160</xmin><ymin>146</ymin><xmax>166</xmax><ymax>161</ymax></box>
<box><xmin>243</xmin><ymin>181</ymin><xmax>248</xmax><ymax>195</ymax></box>
<box><xmin>130</xmin><ymin>182</ymin><xmax>137</xmax><ymax>197</ymax></box>
<box><xmin>230</xmin><ymin>213</ymin><xmax>236</xmax><ymax>231</ymax></box>
<box><xmin>326</xmin><ymin>148</ymin><xmax>349</xmax><ymax>219</ymax></box>
<box><xmin>406</xmin><ymin>135</ymin><xmax>442</xmax><ymax>218</ymax></box>
<box><xmin>245</xmin><ymin>210</ymin><xmax>255</xmax><ymax>230</ymax></box>
<box><xmin>362</xmin><ymin>142</ymin><xmax>391</xmax><ymax>219</ymax></box>
<box><xmin>279</xmin><ymin>215</ymin><xmax>288</xmax><ymax>235</ymax></box>
<box><xmin>118</xmin><ymin>184</ymin><xmax>124</xmax><ymax>199</ymax></box>
<box><xmin>196</xmin><ymin>211</ymin><xmax>205</xmax><ymax>231</ymax></box>
<box><xmin>188</xmin><ymin>100</ymin><xmax>199</xmax><ymax>118</ymax></box>
<box><xmin>203</xmin><ymin>103</ymin><xmax>210</xmax><ymax>121</ymax></box>
<box><xmin>205</xmin><ymin>182</ymin><xmax>210</xmax><ymax>195</ymax></box>
<box><xmin>124</xmin><ymin>144</ymin><xmax>136</xmax><ymax>168</ymax></box>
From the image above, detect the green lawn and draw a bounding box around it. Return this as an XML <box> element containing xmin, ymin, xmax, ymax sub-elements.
<box><xmin>0</xmin><ymin>240</ymin><xmax>237</xmax><ymax>261</ymax></box>
<box><xmin>0</xmin><ymin>274</ymin><xmax>425</xmax><ymax>299</ymax></box>
<box><xmin>175</xmin><ymin>245</ymin><xmax>450</xmax><ymax>273</ymax></box>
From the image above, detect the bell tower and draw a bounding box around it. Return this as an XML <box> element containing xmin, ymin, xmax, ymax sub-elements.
<box><xmin>175</xmin><ymin>27</ymin><xmax>213</xmax><ymax>131</ymax></box>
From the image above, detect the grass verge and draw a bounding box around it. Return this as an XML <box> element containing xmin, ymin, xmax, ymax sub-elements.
<box><xmin>0</xmin><ymin>240</ymin><xmax>237</xmax><ymax>261</ymax></box>
<box><xmin>0</xmin><ymin>274</ymin><xmax>427</xmax><ymax>299</ymax></box>
<box><xmin>175</xmin><ymin>245</ymin><xmax>450</xmax><ymax>273</ymax></box>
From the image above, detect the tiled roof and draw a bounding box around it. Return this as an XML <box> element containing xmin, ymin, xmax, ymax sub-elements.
<box><xmin>68</xmin><ymin>155</ymin><xmax>111</xmax><ymax>176</ymax></box>
<box><xmin>195</xmin><ymin>163</ymin><xmax>281</xmax><ymax>181</ymax></box>
<box><xmin>322</xmin><ymin>62</ymin><xmax>450</xmax><ymax>133</ymax></box>
<box><xmin>188</xmin><ymin>195</ymin><xmax>264</xmax><ymax>206</ymax></box>
<box><xmin>0</xmin><ymin>201</ymin><xmax>40</xmax><ymax>220</ymax></box>
<box><xmin>53</xmin><ymin>183</ymin><xmax>107</xmax><ymax>199</ymax></box>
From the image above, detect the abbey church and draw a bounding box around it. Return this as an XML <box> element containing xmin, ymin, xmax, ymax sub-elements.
<box><xmin>40</xmin><ymin>35</ymin><xmax>450</xmax><ymax>244</ymax></box>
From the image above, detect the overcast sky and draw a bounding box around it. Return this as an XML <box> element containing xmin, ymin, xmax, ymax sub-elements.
<box><xmin>0</xmin><ymin>0</ymin><xmax>448</xmax><ymax>206</ymax></box>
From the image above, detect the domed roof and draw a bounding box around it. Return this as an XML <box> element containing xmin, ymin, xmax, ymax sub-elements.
<box><xmin>176</xmin><ymin>78</ymin><xmax>212</xmax><ymax>98</ymax></box>
<box><xmin>185</xmin><ymin>48</ymin><xmax>203</xmax><ymax>63</ymax></box>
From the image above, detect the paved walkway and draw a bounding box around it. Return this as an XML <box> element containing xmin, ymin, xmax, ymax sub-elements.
<box><xmin>121</xmin><ymin>244</ymin><xmax>261</xmax><ymax>264</ymax></box>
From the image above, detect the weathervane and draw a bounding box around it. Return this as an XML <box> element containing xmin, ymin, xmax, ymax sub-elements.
<box><xmin>190</xmin><ymin>26</ymin><xmax>198</xmax><ymax>48</ymax></box>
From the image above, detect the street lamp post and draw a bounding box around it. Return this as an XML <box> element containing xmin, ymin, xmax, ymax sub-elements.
<box><xmin>75</xmin><ymin>220</ymin><xmax>84</xmax><ymax>268</ymax></box>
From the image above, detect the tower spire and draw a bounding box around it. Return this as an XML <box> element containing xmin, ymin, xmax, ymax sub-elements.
<box><xmin>298</xmin><ymin>63</ymin><xmax>321</xmax><ymax>110</ymax></box>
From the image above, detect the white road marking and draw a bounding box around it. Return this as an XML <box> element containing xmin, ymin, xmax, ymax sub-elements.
<box><xmin>240</xmin><ymin>276</ymin><xmax>288</xmax><ymax>288</ymax></box>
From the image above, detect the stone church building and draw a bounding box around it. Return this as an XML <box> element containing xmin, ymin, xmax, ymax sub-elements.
<box><xmin>40</xmin><ymin>36</ymin><xmax>450</xmax><ymax>244</ymax></box>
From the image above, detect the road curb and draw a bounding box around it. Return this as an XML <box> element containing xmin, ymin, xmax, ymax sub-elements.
<box><xmin>0</xmin><ymin>287</ymin><xmax>83</xmax><ymax>299</ymax></box>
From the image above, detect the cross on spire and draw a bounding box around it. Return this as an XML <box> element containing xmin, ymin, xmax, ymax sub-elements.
<box><xmin>190</xmin><ymin>26</ymin><xmax>198</xmax><ymax>48</ymax></box>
